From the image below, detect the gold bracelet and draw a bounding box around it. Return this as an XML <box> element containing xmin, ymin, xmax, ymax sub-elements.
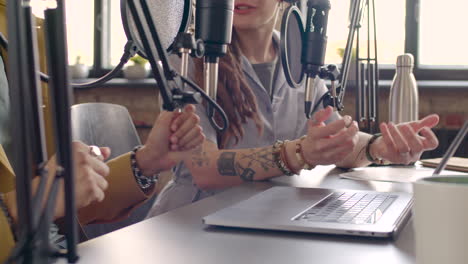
<box><xmin>295</xmin><ymin>136</ymin><xmax>314</xmax><ymax>170</ymax></box>
<box><xmin>281</xmin><ymin>141</ymin><xmax>300</xmax><ymax>175</ymax></box>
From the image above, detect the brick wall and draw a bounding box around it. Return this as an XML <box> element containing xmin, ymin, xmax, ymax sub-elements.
<box><xmin>339</xmin><ymin>87</ymin><xmax>468</xmax><ymax>128</ymax></box>
<box><xmin>74</xmin><ymin>83</ymin><xmax>468</xmax><ymax>157</ymax></box>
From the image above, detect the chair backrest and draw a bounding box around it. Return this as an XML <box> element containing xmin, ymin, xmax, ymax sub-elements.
<box><xmin>71</xmin><ymin>103</ymin><xmax>141</xmax><ymax>159</ymax></box>
<box><xmin>71</xmin><ymin>103</ymin><xmax>156</xmax><ymax>239</ymax></box>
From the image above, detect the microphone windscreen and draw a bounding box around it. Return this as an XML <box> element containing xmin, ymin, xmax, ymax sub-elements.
<box><xmin>125</xmin><ymin>0</ymin><xmax>186</xmax><ymax>51</ymax></box>
<box><xmin>280</xmin><ymin>5</ymin><xmax>305</xmax><ymax>88</ymax></box>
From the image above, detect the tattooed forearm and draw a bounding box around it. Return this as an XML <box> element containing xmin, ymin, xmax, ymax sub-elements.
<box><xmin>217</xmin><ymin>152</ymin><xmax>237</xmax><ymax>176</ymax></box>
<box><xmin>214</xmin><ymin>147</ymin><xmax>279</xmax><ymax>182</ymax></box>
<box><xmin>192</xmin><ymin>146</ymin><xmax>210</xmax><ymax>167</ymax></box>
<box><xmin>236</xmin><ymin>163</ymin><xmax>255</xmax><ymax>182</ymax></box>
<box><xmin>239</xmin><ymin>147</ymin><xmax>275</xmax><ymax>172</ymax></box>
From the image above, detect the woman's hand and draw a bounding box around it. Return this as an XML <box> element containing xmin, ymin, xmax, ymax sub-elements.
<box><xmin>370</xmin><ymin>114</ymin><xmax>440</xmax><ymax>165</ymax></box>
<box><xmin>135</xmin><ymin>104</ymin><xmax>205</xmax><ymax>176</ymax></box>
<box><xmin>301</xmin><ymin>106</ymin><xmax>359</xmax><ymax>167</ymax></box>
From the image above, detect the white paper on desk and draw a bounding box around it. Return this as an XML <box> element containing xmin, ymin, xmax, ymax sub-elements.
<box><xmin>339</xmin><ymin>167</ymin><xmax>468</xmax><ymax>183</ymax></box>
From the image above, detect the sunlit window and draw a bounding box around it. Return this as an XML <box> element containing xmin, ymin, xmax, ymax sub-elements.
<box><xmin>109</xmin><ymin>1</ymin><xmax>128</xmax><ymax>67</ymax></box>
<box><xmin>65</xmin><ymin>1</ymin><xmax>94</xmax><ymax>66</ymax></box>
<box><xmin>419</xmin><ymin>0</ymin><xmax>468</xmax><ymax>67</ymax></box>
<box><xmin>31</xmin><ymin>0</ymin><xmax>94</xmax><ymax>66</ymax></box>
<box><xmin>326</xmin><ymin>0</ymin><xmax>405</xmax><ymax>65</ymax></box>
<box><xmin>54</xmin><ymin>0</ymin><xmax>467</xmax><ymax>77</ymax></box>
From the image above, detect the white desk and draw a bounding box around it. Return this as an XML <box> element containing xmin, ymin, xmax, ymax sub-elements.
<box><xmin>60</xmin><ymin>166</ymin><xmax>424</xmax><ymax>264</ymax></box>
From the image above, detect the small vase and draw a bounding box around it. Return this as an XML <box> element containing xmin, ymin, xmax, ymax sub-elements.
<box><xmin>123</xmin><ymin>65</ymin><xmax>149</xmax><ymax>80</ymax></box>
<box><xmin>69</xmin><ymin>63</ymin><xmax>89</xmax><ymax>79</ymax></box>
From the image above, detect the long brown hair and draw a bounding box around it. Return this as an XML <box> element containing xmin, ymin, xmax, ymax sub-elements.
<box><xmin>193</xmin><ymin>30</ymin><xmax>263</xmax><ymax>149</ymax></box>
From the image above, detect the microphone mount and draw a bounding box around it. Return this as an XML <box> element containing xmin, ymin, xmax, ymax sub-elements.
<box><xmin>299</xmin><ymin>0</ymin><xmax>379</xmax><ymax>128</ymax></box>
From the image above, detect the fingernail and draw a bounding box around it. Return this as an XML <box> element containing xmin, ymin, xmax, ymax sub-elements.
<box><xmin>344</xmin><ymin>116</ymin><xmax>352</xmax><ymax>127</ymax></box>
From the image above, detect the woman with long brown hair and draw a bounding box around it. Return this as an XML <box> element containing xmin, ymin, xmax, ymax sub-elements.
<box><xmin>148</xmin><ymin>0</ymin><xmax>440</xmax><ymax>217</ymax></box>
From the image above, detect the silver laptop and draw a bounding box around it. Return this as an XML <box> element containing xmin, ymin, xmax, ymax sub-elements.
<box><xmin>203</xmin><ymin>187</ymin><xmax>412</xmax><ymax>238</ymax></box>
<box><xmin>203</xmin><ymin>121</ymin><xmax>468</xmax><ymax>238</ymax></box>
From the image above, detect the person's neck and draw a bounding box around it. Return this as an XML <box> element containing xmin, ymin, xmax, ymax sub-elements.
<box><xmin>236</xmin><ymin>22</ymin><xmax>277</xmax><ymax>64</ymax></box>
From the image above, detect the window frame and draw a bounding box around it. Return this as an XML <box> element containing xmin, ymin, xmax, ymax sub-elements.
<box><xmin>87</xmin><ymin>0</ymin><xmax>468</xmax><ymax>81</ymax></box>
<box><xmin>405</xmin><ymin>0</ymin><xmax>468</xmax><ymax>81</ymax></box>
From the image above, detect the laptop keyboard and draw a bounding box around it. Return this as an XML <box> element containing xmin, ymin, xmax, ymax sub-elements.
<box><xmin>294</xmin><ymin>192</ymin><xmax>398</xmax><ymax>224</ymax></box>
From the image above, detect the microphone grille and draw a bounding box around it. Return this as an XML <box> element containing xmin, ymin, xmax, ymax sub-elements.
<box><xmin>128</xmin><ymin>0</ymin><xmax>186</xmax><ymax>51</ymax></box>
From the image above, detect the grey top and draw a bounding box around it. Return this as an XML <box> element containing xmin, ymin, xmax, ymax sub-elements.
<box><xmin>251</xmin><ymin>56</ymin><xmax>278</xmax><ymax>98</ymax></box>
<box><xmin>147</xmin><ymin>33</ymin><xmax>341</xmax><ymax>218</ymax></box>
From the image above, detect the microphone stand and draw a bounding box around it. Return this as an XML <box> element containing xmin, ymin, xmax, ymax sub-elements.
<box><xmin>126</xmin><ymin>0</ymin><xmax>199</xmax><ymax>111</ymax></box>
<box><xmin>5</xmin><ymin>0</ymin><xmax>78</xmax><ymax>263</ymax></box>
<box><xmin>195</xmin><ymin>0</ymin><xmax>233</xmax><ymax>132</ymax></box>
<box><xmin>302</xmin><ymin>0</ymin><xmax>343</xmax><ymax>119</ymax></box>
<box><xmin>337</xmin><ymin>0</ymin><xmax>379</xmax><ymax>134</ymax></box>
<box><xmin>126</xmin><ymin>0</ymin><xmax>229</xmax><ymax>129</ymax></box>
<box><xmin>302</xmin><ymin>0</ymin><xmax>379</xmax><ymax>134</ymax></box>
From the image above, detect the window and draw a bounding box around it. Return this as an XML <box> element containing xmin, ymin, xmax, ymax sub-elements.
<box><xmin>62</xmin><ymin>0</ymin><xmax>467</xmax><ymax>80</ymax></box>
<box><xmin>65</xmin><ymin>0</ymin><xmax>95</xmax><ymax>66</ymax></box>
<box><xmin>325</xmin><ymin>0</ymin><xmax>405</xmax><ymax>65</ymax></box>
<box><xmin>109</xmin><ymin>1</ymin><xmax>128</xmax><ymax>67</ymax></box>
<box><xmin>419</xmin><ymin>0</ymin><xmax>468</xmax><ymax>67</ymax></box>
<box><xmin>32</xmin><ymin>0</ymin><xmax>95</xmax><ymax>67</ymax></box>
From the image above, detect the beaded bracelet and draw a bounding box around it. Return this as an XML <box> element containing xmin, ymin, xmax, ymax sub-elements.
<box><xmin>131</xmin><ymin>145</ymin><xmax>159</xmax><ymax>191</ymax></box>
<box><xmin>273</xmin><ymin>140</ymin><xmax>294</xmax><ymax>176</ymax></box>
<box><xmin>0</xmin><ymin>193</ymin><xmax>17</xmax><ymax>241</ymax></box>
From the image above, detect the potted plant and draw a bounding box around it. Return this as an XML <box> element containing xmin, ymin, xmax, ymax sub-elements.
<box><xmin>69</xmin><ymin>55</ymin><xmax>89</xmax><ymax>79</ymax></box>
<box><xmin>123</xmin><ymin>55</ymin><xmax>149</xmax><ymax>80</ymax></box>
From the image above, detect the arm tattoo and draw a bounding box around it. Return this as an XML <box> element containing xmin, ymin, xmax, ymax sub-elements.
<box><xmin>216</xmin><ymin>147</ymin><xmax>274</xmax><ymax>181</ymax></box>
<box><xmin>192</xmin><ymin>147</ymin><xmax>210</xmax><ymax>167</ymax></box>
<box><xmin>239</xmin><ymin>147</ymin><xmax>275</xmax><ymax>172</ymax></box>
<box><xmin>217</xmin><ymin>152</ymin><xmax>237</xmax><ymax>176</ymax></box>
<box><xmin>236</xmin><ymin>162</ymin><xmax>255</xmax><ymax>182</ymax></box>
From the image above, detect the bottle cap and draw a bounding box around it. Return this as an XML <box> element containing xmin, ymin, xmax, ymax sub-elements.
<box><xmin>396</xmin><ymin>53</ymin><xmax>414</xmax><ymax>67</ymax></box>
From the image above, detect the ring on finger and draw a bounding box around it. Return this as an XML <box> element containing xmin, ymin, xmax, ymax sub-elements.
<box><xmin>89</xmin><ymin>145</ymin><xmax>102</xmax><ymax>158</ymax></box>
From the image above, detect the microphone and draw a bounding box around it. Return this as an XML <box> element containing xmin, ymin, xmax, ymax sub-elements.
<box><xmin>302</xmin><ymin>0</ymin><xmax>331</xmax><ymax>119</ymax></box>
<box><xmin>195</xmin><ymin>0</ymin><xmax>234</xmax><ymax>102</ymax></box>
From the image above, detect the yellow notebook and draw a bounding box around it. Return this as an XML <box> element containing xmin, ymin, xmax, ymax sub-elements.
<box><xmin>420</xmin><ymin>157</ymin><xmax>468</xmax><ymax>173</ymax></box>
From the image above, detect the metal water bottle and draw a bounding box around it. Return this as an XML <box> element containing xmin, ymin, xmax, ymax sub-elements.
<box><xmin>389</xmin><ymin>54</ymin><xmax>419</xmax><ymax>123</ymax></box>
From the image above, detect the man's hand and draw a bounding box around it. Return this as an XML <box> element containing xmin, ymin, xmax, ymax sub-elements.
<box><xmin>371</xmin><ymin>114</ymin><xmax>440</xmax><ymax>165</ymax></box>
<box><xmin>136</xmin><ymin>104</ymin><xmax>205</xmax><ymax>176</ymax></box>
<box><xmin>52</xmin><ymin>141</ymin><xmax>111</xmax><ymax>219</ymax></box>
<box><xmin>301</xmin><ymin>106</ymin><xmax>359</xmax><ymax>167</ymax></box>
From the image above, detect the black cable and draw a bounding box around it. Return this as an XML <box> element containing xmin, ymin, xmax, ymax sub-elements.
<box><xmin>312</xmin><ymin>92</ymin><xmax>329</xmax><ymax>114</ymax></box>
<box><xmin>0</xmin><ymin>33</ymin><xmax>137</xmax><ymax>89</ymax></box>
<box><xmin>179</xmin><ymin>75</ymin><xmax>229</xmax><ymax>132</ymax></box>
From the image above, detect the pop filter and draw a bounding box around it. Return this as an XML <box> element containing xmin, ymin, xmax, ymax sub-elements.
<box><xmin>280</xmin><ymin>5</ymin><xmax>305</xmax><ymax>88</ymax></box>
<box><xmin>121</xmin><ymin>0</ymin><xmax>191</xmax><ymax>57</ymax></box>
